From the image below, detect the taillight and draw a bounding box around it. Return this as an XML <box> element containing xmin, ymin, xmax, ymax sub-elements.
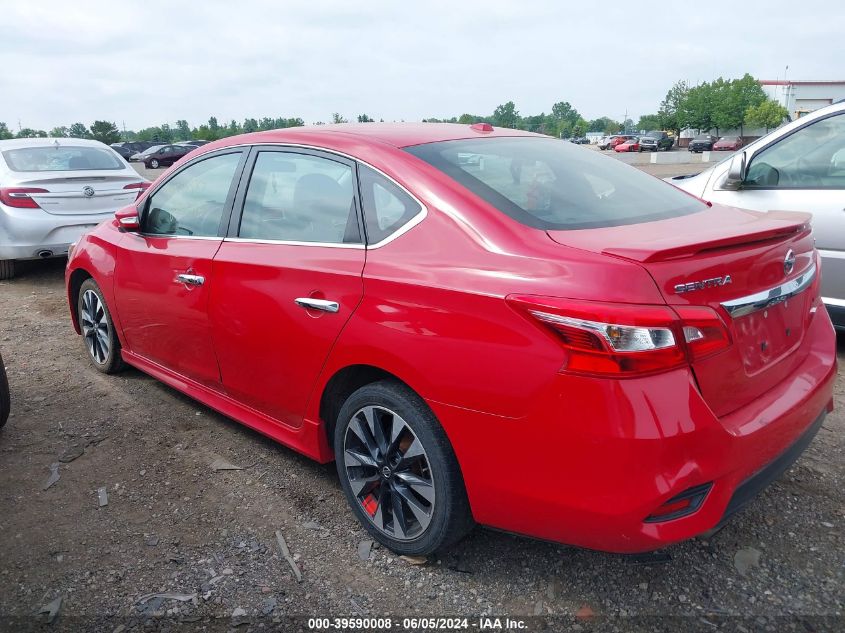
<box><xmin>508</xmin><ymin>296</ymin><xmax>687</xmax><ymax>377</ymax></box>
<box><xmin>674</xmin><ymin>305</ymin><xmax>732</xmax><ymax>361</ymax></box>
<box><xmin>0</xmin><ymin>187</ymin><xmax>49</xmax><ymax>209</ymax></box>
<box><xmin>123</xmin><ymin>182</ymin><xmax>151</xmax><ymax>200</ymax></box>
<box><xmin>508</xmin><ymin>296</ymin><xmax>732</xmax><ymax>377</ymax></box>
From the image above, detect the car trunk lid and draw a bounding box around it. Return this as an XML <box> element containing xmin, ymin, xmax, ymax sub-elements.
<box><xmin>15</xmin><ymin>172</ymin><xmax>141</xmax><ymax>215</ymax></box>
<box><xmin>547</xmin><ymin>205</ymin><xmax>819</xmax><ymax>418</ymax></box>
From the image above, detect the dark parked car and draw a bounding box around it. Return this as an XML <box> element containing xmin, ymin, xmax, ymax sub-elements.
<box><xmin>0</xmin><ymin>351</ymin><xmax>9</xmax><ymax>428</ymax></box>
<box><xmin>142</xmin><ymin>144</ymin><xmax>193</xmax><ymax>169</ymax></box>
<box><xmin>569</xmin><ymin>137</ymin><xmax>589</xmax><ymax>145</ymax></box>
<box><xmin>639</xmin><ymin>131</ymin><xmax>674</xmax><ymax>152</ymax></box>
<box><xmin>688</xmin><ymin>134</ymin><xmax>718</xmax><ymax>152</ymax></box>
<box><xmin>112</xmin><ymin>141</ymin><xmax>165</xmax><ymax>161</ymax></box>
<box><xmin>110</xmin><ymin>144</ymin><xmax>135</xmax><ymax>161</ymax></box>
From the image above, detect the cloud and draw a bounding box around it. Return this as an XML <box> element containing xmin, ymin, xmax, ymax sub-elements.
<box><xmin>1</xmin><ymin>0</ymin><xmax>843</xmax><ymax>131</ymax></box>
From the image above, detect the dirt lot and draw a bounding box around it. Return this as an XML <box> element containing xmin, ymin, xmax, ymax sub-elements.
<box><xmin>0</xmin><ymin>173</ymin><xmax>843</xmax><ymax>632</ymax></box>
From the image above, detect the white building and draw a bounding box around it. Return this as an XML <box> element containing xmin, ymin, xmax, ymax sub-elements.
<box><xmin>760</xmin><ymin>79</ymin><xmax>845</xmax><ymax>119</ymax></box>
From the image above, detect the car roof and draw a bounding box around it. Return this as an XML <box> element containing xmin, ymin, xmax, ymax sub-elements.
<box><xmin>202</xmin><ymin>123</ymin><xmax>541</xmax><ymax>153</ymax></box>
<box><xmin>0</xmin><ymin>137</ymin><xmax>112</xmax><ymax>150</ymax></box>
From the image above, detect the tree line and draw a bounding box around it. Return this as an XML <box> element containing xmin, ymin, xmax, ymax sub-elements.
<box><xmin>638</xmin><ymin>73</ymin><xmax>789</xmax><ymax>137</ymax></box>
<box><xmin>0</xmin><ymin>74</ymin><xmax>789</xmax><ymax>145</ymax></box>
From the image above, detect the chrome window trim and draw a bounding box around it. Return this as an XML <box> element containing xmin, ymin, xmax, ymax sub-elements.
<box><xmin>721</xmin><ymin>262</ymin><xmax>817</xmax><ymax>318</ymax></box>
<box><xmin>134</xmin><ymin>234</ymin><xmax>223</xmax><ymax>241</ymax></box>
<box><xmin>223</xmin><ymin>237</ymin><xmax>364</xmax><ymax>249</ymax></box>
<box><xmin>213</xmin><ymin>142</ymin><xmax>428</xmax><ymax>249</ymax></box>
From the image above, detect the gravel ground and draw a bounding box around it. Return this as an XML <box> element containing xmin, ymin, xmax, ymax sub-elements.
<box><xmin>0</xmin><ymin>171</ymin><xmax>842</xmax><ymax>632</ymax></box>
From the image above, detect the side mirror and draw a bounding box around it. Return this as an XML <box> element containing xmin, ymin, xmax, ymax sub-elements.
<box><xmin>115</xmin><ymin>206</ymin><xmax>140</xmax><ymax>231</ymax></box>
<box><xmin>723</xmin><ymin>152</ymin><xmax>746</xmax><ymax>190</ymax></box>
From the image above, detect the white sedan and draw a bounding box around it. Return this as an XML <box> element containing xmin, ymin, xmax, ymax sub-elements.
<box><xmin>0</xmin><ymin>137</ymin><xmax>149</xmax><ymax>279</ymax></box>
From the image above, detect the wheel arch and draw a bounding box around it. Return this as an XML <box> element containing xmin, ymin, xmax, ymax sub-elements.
<box><xmin>67</xmin><ymin>267</ymin><xmax>94</xmax><ymax>334</ymax></box>
<box><xmin>318</xmin><ymin>364</ymin><xmax>419</xmax><ymax>446</ymax></box>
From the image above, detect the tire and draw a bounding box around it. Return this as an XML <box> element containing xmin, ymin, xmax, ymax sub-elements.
<box><xmin>77</xmin><ymin>278</ymin><xmax>125</xmax><ymax>374</ymax></box>
<box><xmin>150</xmin><ymin>158</ymin><xmax>160</xmax><ymax>169</ymax></box>
<box><xmin>334</xmin><ymin>379</ymin><xmax>474</xmax><ymax>556</ymax></box>
<box><xmin>0</xmin><ymin>260</ymin><xmax>15</xmax><ymax>281</ymax></box>
<box><xmin>0</xmin><ymin>352</ymin><xmax>9</xmax><ymax>428</ymax></box>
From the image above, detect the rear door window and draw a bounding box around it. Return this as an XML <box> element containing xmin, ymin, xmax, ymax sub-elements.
<box><xmin>238</xmin><ymin>151</ymin><xmax>360</xmax><ymax>244</ymax></box>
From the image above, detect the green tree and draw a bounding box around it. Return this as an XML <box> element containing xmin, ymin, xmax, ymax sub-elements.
<box><xmin>17</xmin><ymin>128</ymin><xmax>47</xmax><ymax>138</ymax></box>
<box><xmin>493</xmin><ymin>101</ymin><xmax>520</xmax><ymax>128</ymax></box>
<box><xmin>357</xmin><ymin>114</ymin><xmax>375</xmax><ymax>123</ymax></box>
<box><xmin>457</xmin><ymin>113</ymin><xmax>475</xmax><ymax>124</ymax></box>
<box><xmin>730</xmin><ymin>73</ymin><xmax>767</xmax><ymax>136</ymax></box>
<box><xmin>49</xmin><ymin>126</ymin><xmax>69</xmax><ymax>137</ymax></box>
<box><xmin>589</xmin><ymin>117</ymin><xmax>619</xmax><ymax>133</ymax></box>
<box><xmin>89</xmin><ymin>121</ymin><xmax>121</xmax><ymax>144</ymax></box>
<box><xmin>0</xmin><ymin>122</ymin><xmax>13</xmax><ymax>140</ymax></box>
<box><xmin>658</xmin><ymin>80</ymin><xmax>689</xmax><ymax>136</ymax></box>
<box><xmin>68</xmin><ymin>122</ymin><xmax>90</xmax><ymax>138</ymax></box>
<box><xmin>745</xmin><ymin>99</ymin><xmax>789</xmax><ymax>132</ymax></box>
<box><xmin>682</xmin><ymin>82</ymin><xmax>716</xmax><ymax>132</ymax></box>
<box><xmin>710</xmin><ymin>77</ymin><xmax>738</xmax><ymax>134</ymax></box>
<box><xmin>175</xmin><ymin>119</ymin><xmax>191</xmax><ymax>141</ymax></box>
<box><xmin>636</xmin><ymin>114</ymin><xmax>661</xmax><ymax>131</ymax></box>
<box><xmin>550</xmin><ymin>101</ymin><xmax>580</xmax><ymax>127</ymax></box>
<box><xmin>571</xmin><ymin>121</ymin><xmax>587</xmax><ymax>138</ymax></box>
<box><xmin>192</xmin><ymin>124</ymin><xmax>211</xmax><ymax>140</ymax></box>
<box><xmin>331</xmin><ymin>113</ymin><xmax>348</xmax><ymax>124</ymax></box>
<box><xmin>242</xmin><ymin>118</ymin><xmax>259</xmax><ymax>133</ymax></box>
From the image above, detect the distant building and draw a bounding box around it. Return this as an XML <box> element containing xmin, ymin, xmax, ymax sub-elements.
<box><xmin>760</xmin><ymin>79</ymin><xmax>845</xmax><ymax>119</ymax></box>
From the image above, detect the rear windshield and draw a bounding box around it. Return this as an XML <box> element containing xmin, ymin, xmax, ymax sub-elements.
<box><xmin>405</xmin><ymin>137</ymin><xmax>704</xmax><ymax>230</ymax></box>
<box><xmin>2</xmin><ymin>146</ymin><xmax>124</xmax><ymax>172</ymax></box>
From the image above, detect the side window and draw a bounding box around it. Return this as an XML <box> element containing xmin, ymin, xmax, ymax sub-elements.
<box><xmin>358</xmin><ymin>165</ymin><xmax>422</xmax><ymax>243</ymax></box>
<box><xmin>143</xmin><ymin>152</ymin><xmax>241</xmax><ymax>236</ymax></box>
<box><xmin>746</xmin><ymin>114</ymin><xmax>845</xmax><ymax>189</ymax></box>
<box><xmin>239</xmin><ymin>152</ymin><xmax>359</xmax><ymax>244</ymax></box>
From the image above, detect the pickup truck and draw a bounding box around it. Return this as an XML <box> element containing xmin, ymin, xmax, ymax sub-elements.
<box><xmin>638</xmin><ymin>131</ymin><xmax>674</xmax><ymax>151</ymax></box>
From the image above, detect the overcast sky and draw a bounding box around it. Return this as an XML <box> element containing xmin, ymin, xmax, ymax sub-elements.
<box><xmin>2</xmin><ymin>0</ymin><xmax>843</xmax><ymax>132</ymax></box>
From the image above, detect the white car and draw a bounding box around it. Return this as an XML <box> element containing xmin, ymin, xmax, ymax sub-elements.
<box><xmin>0</xmin><ymin>138</ymin><xmax>149</xmax><ymax>279</ymax></box>
<box><xmin>668</xmin><ymin>101</ymin><xmax>845</xmax><ymax>327</ymax></box>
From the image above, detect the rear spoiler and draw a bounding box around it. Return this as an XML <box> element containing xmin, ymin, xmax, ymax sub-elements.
<box><xmin>602</xmin><ymin>210</ymin><xmax>812</xmax><ymax>263</ymax></box>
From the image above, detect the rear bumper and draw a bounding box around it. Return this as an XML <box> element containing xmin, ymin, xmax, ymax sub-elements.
<box><xmin>0</xmin><ymin>204</ymin><xmax>110</xmax><ymax>260</ymax></box>
<box><xmin>715</xmin><ymin>409</ymin><xmax>825</xmax><ymax>530</ymax></box>
<box><xmin>432</xmin><ymin>306</ymin><xmax>836</xmax><ymax>553</ymax></box>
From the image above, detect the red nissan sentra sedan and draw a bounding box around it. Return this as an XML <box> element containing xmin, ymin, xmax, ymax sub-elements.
<box><xmin>65</xmin><ymin>123</ymin><xmax>836</xmax><ymax>555</ymax></box>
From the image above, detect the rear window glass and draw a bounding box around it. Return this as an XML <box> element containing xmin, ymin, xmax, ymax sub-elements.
<box><xmin>2</xmin><ymin>146</ymin><xmax>124</xmax><ymax>172</ymax></box>
<box><xmin>405</xmin><ymin>137</ymin><xmax>703</xmax><ymax>230</ymax></box>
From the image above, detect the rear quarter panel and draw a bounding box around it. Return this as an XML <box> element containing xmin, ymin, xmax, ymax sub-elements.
<box><xmin>307</xmin><ymin>150</ymin><xmax>666</xmax><ymax>421</ymax></box>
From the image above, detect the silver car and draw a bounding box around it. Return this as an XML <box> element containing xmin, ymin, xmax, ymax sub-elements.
<box><xmin>0</xmin><ymin>137</ymin><xmax>148</xmax><ymax>279</ymax></box>
<box><xmin>669</xmin><ymin>101</ymin><xmax>845</xmax><ymax>327</ymax></box>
